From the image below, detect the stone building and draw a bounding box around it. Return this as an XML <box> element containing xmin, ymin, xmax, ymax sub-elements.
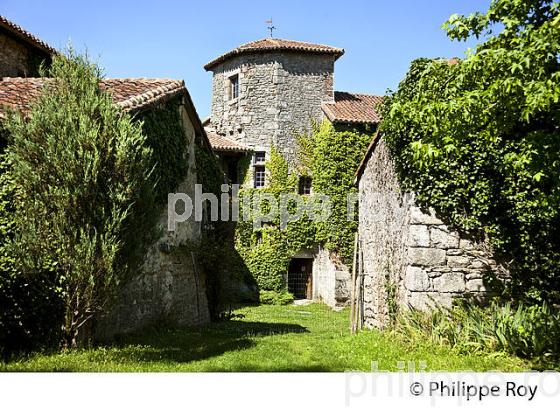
<box><xmin>0</xmin><ymin>15</ymin><xmax>54</xmax><ymax>77</ymax></box>
<box><xmin>204</xmin><ymin>38</ymin><xmax>382</xmax><ymax>307</ymax></box>
<box><xmin>355</xmin><ymin>133</ymin><xmax>508</xmax><ymax>328</ymax></box>
<box><xmin>0</xmin><ymin>17</ymin><xmax>214</xmax><ymax>336</ymax></box>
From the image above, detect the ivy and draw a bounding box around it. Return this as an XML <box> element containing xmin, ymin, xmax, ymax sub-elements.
<box><xmin>235</xmin><ymin>122</ymin><xmax>372</xmax><ymax>293</ymax></box>
<box><xmin>380</xmin><ymin>0</ymin><xmax>560</xmax><ymax>303</ymax></box>
<box><xmin>138</xmin><ymin>98</ymin><xmax>189</xmax><ymax>204</ymax></box>
<box><xmin>311</xmin><ymin>121</ymin><xmax>372</xmax><ymax>263</ymax></box>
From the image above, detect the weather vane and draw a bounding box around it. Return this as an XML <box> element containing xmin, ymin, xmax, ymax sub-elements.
<box><xmin>266</xmin><ymin>19</ymin><xmax>276</xmax><ymax>37</ymax></box>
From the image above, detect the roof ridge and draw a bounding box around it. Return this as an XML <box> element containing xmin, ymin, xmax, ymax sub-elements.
<box><xmin>204</xmin><ymin>37</ymin><xmax>344</xmax><ymax>71</ymax></box>
<box><xmin>0</xmin><ymin>77</ymin><xmax>188</xmax><ymax>115</ymax></box>
<box><xmin>103</xmin><ymin>77</ymin><xmax>182</xmax><ymax>82</ymax></box>
<box><xmin>0</xmin><ymin>15</ymin><xmax>57</xmax><ymax>54</ymax></box>
<box><xmin>115</xmin><ymin>80</ymin><xmax>185</xmax><ymax>111</ymax></box>
<box><xmin>1</xmin><ymin>77</ymin><xmax>47</xmax><ymax>82</ymax></box>
<box><xmin>334</xmin><ymin>90</ymin><xmax>385</xmax><ymax>98</ymax></box>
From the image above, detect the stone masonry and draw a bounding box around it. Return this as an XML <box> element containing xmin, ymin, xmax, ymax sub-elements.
<box><xmin>312</xmin><ymin>246</ymin><xmax>351</xmax><ymax>307</ymax></box>
<box><xmin>357</xmin><ymin>137</ymin><xmax>507</xmax><ymax>329</ymax></box>
<box><xmin>208</xmin><ymin>52</ymin><xmax>335</xmax><ymax>161</ymax></box>
<box><xmin>96</xmin><ymin>98</ymin><xmax>210</xmax><ymax>338</ymax></box>
<box><xmin>206</xmin><ymin>40</ymin><xmax>352</xmax><ymax>308</ymax></box>
<box><xmin>0</xmin><ymin>27</ymin><xmax>50</xmax><ymax>77</ymax></box>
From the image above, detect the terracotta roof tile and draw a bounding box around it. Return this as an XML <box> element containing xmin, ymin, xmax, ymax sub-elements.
<box><xmin>0</xmin><ymin>15</ymin><xmax>57</xmax><ymax>54</ymax></box>
<box><xmin>0</xmin><ymin>77</ymin><xmax>186</xmax><ymax>118</ymax></box>
<box><xmin>100</xmin><ymin>78</ymin><xmax>186</xmax><ymax>111</ymax></box>
<box><xmin>205</xmin><ymin>128</ymin><xmax>251</xmax><ymax>153</ymax></box>
<box><xmin>322</xmin><ymin>91</ymin><xmax>383</xmax><ymax>125</ymax></box>
<box><xmin>205</xmin><ymin>38</ymin><xmax>344</xmax><ymax>70</ymax></box>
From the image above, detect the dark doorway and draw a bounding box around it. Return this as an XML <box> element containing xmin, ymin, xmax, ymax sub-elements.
<box><xmin>288</xmin><ymin>258</ymin><xmax>313</xmax><ymax>299</ymax></box>
<box><xmin>226</xmin><ymin>158</ymin><xmax>239</xmax><ymax>184</ymax></box>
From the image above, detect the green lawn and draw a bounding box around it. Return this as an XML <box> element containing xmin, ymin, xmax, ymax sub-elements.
<box><xmin>1</xmin><ymin>303</ymin><xmax>529</xmax><ymax>372</ymax></box>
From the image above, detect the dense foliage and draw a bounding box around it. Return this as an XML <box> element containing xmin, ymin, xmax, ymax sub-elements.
<box><xmin>394</xmin><ymin>301</ymin><xmax>560</xmax><ymax>368</ymax></box>
<box><xmin>139</xmin><ymin>98</ymin><xmax>190</xmax><ymax>204</ymax></box>
<box><xmin>0</xmin><ymin>153</ymin><xmax>63</xmax><ymax>359</ymax></box>
<box><xmin>380</xmin><ymin>0</ymin><xmax>560</xmax><ymax>303</ymax></box>
<box><xmin>235</xmin><ymin>121</ymin><xmax>372</xmax><ymax>294</ymax></box>
<box><xmin>3</xmin><ymin>52</ymin><xmax>153</xmax><ymax>347</ymax></box>
<box><xmin>310</xmin><ymin>121</ymin><xmax>372</xmax><ymax>263</ymax></box>
<box><xmin>259</xmin><ymin>290</ymin><xmax>295</xmax><ymax>305</ymax></box>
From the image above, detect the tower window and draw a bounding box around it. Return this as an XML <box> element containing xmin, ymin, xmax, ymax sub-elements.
<box><xmin>254</xmin><ymin>166</ymin><xmax>265</xmax><ymax>188</ymax></box>
<box><xmin>254</xmin><ymin>151</ymin><xmax>266</xmax><ymax>164</ymax></box>
<box><xmin>299</xmin><ymin>176</ymin><xmax>312</xmax><ymax>195</ymax></box>
<box><xmin>254</xmin><ymin>151</ymin><xmax>266</xmax><ymax>188</ymax></box>
<box><xmin>229</xmin><ymin>74</ymin><xmax>239</xmax><ymax>100</ymax></box>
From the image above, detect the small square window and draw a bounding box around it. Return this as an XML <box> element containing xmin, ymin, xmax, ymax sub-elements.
<box><xmin>299</xmin><ymin>176</ymin><xmax>312</xmax><ymax>195</ymax></box>
<box><xmin>254</xmin><ymin>151</ymin><xmax>266</xmax><ymax>164</ymax></box>
<box><xmin>230</xmin><ymin>74</ymin><xmax>239</xmax><ymax>100</ymax></box>
<box><xmin>254</xmin><ymin>165</ymin><xmax>265</xmax><ymax>188</ymax></box>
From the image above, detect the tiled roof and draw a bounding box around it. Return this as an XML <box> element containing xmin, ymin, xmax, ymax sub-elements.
<box><xmin>322</xmin><ymin>91</ymin><xmax>383</xmax><ymax>125</ymax></box>
<box><xmin>205</xmin><ymin>128</ymin><xmax>251</xmax><ymax>153</ymax></box>
<box><xmin>204</xmin><ymin>38</ymin><xmax>344</xmax><ymax>70</ymax></box>
<box><xmin>0</xmin><ymin>77</ymin><xmax>186</xmax><ymax>118</ymax></box>
<box><xmin>0</xmin><ymin>15</ymin><xmax>57</xmax><ymax>54</ymax></box>
<box><xmin>100</xmin><ymin>78</ymin><xmax>186</xmax><ymax>111</ymax></box>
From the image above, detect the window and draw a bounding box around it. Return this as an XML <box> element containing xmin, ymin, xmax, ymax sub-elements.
<box><xmin>254</xmin><ymin>166</ymin><xmax>265</xmax><ymax>188</ymax></box>
<box><xmin>254</xmin><ymin>151</ymin><xmax>266</xmax><ymax>164</ymax></box>
<box><xmin>229</xmin><ymin>74</ymin><xmax>239</xmax><ymax>100</ymax></box>
<box><xmin>299</xmin><ymin>176</ymin><xmax>312</xmax><ymax>195</ymax></box>
<box><xmin>254</xmin><ymin>151</ymin><xmax>266</xmax><ymax>188</ymax></box>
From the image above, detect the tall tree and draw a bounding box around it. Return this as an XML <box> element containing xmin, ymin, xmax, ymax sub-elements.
<box><xmin>4</xmin><ymin>51</ymin><xmax>153</xmax><ymax>347</ymax></box>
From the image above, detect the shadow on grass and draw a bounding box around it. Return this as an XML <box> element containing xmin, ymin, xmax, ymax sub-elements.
<box><xmin>105</xmin><ymin>320</ymin><xmax>309</xmax><ymax>365</ymax></box>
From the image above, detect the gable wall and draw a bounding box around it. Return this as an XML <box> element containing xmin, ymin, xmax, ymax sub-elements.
<box><xmin>96</xmin><ymin>98</ymin><xmax>210</xmax><ymax>338</ymax></box>
<box><xmin>357</xmin><ymin>138</ymin><xmax>507</xmax><ymax>328</ymax></box>
<box><xmin>0</xmin><ymin>29</ymin><xmax>50</xmax><ymax>77</ymax></box>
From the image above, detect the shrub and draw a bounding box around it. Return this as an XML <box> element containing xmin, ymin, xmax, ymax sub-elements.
<box><xmin>259</xmin><ymin>290</ymin><xmax>294</xmax><ymax>305</ymax></box>
<box><xmin>0</xmin><ymin>153</ymin><xmax>63</xmax><ymax>359</ymax></box>
<box><xmin>3</xmin><ymin>51</ymin><xmax>153</xmax><ymax>347</ymax></box>
<box><xmin>393</xmin><ymin>300</ymin><xmax>560</xmax><ymax>366</ymax></box>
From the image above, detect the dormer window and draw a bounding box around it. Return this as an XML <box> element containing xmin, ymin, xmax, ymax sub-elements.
<box><xmin>229</xmin><ymin>74</ymin><xmax>239</xmax><ymax>100</ymax></box>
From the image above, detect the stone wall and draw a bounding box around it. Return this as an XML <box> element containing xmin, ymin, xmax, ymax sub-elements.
<box><xmin>357</xmin><ymin>138</ymin><xmax>507</xmax><ymax>329</ymax></box>
<box><xmin>209</xmin><ymin>52</ymin><xmax>335</xmax><ymax>162</ymax></box>
<box><xmin>96</xmin><ymin>99</ymin><xmax>210</xmax><ymax>338</ymax></box>
<box><xmin>0</xmin><ymin>30</ymin><xmax>49</xmax><ymax>77</ymax></box>
<box><xmin>312</xmin><ymin>247</ymin><xmax>351</xmax><ymax>308</ymax></box>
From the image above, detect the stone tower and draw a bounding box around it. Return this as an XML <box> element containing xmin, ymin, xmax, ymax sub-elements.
<box><xmin>204</xmin><ymin>38</ymin><xmax>344</xmax><ymax>163</ymax></box>
<box><xmin>204</xmin><ymin>38</ymin><xmax>381</xmax><ymax>308</ymax></box>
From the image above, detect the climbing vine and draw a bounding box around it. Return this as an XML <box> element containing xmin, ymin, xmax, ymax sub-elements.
<box><xmin>138</xmin><ymin>97</ymin><xmax>190</xmax><ymax>204</ymax></box>
<box><xmin>380</xmin><ymin>0</ymin><xmax>560</xmax><ymax>304</ymax></box>
<box><xmin>234</xmin><ymin>121</ymin><xmax>372</xmax><ymax>294</ymax></box>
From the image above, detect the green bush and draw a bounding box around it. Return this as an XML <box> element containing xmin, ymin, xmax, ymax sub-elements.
<box><xmin>3</xmin><ymin>51</ymin><xmax>153</xmax><ymax>348</ymax></box>
<box><xmin>259</xmin><ymin>290</ymin><xmax>294</xmax><ymax>305</ymax></box>
<box><xmin>0</xmin><ymin>153</ymin><xmax>63</xmax><ymax>359</ymax></box>
<box><xmin>393</xmin><ymin>300</ymin><xmax>560</xmax><ymax>366</ymax></box>
<box><xmin>380</xmin><ymin>0</ymin><xmax>560</xmax><ymax>303</ymax></box>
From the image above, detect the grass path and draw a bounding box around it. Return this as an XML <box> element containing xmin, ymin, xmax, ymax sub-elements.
<box><xmin>2</xmin><ymin>303</ymin><xmax>528</xmax><ymax>371</ymax></box>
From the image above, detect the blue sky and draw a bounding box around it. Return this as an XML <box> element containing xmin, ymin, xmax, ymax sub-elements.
<box><xmin>2</xmin><ymin>0</ymin><xmax>491</xmax><ymax>118</ymax></box>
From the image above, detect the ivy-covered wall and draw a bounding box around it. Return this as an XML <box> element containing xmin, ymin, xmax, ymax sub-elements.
<box><xmin>233</xmin><ymin>121</ymin><xmax>372</xmax><ymax>300</ymax></box>
<box><xmin>93</xmin><ymin>95</ymin><xmax>218</xmax><ymax>338</ymax></box>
